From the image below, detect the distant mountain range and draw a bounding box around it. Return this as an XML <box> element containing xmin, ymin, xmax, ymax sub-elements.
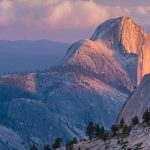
<box><xmin>0</xmin><ymin>40</ymin><xmax>69</xmax><ymax>73</ymax></box>
<box><xmin>0</xmin><ymin>16</ymin><xmax>150</xmax><ymax>150</ymax></box>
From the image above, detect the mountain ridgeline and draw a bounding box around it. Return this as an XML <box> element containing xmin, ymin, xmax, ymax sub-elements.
<box><xmin>0</xmin><ymin>16</ymin><xmax>150</xmax><ymax>150</ymax></box>
<box><xmin>0</xmin><ymin>40</ymin><xmax>69</xmax><ymax>73</ymax></box>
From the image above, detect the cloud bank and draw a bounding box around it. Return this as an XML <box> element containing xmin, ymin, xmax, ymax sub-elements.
<box><xmin>0</xmin><ymin>0</ymin><xmax>150</xmax><ymax>42</ymax></box>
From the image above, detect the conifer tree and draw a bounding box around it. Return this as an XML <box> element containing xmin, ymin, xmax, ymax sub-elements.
<box><xmin>122</xmin><ymin>124</ymin><xmax>131</xmax><ymax>137</ymax></box>
<box><xmin>142</xmin><ymin>109</ymin><xmax>150</xmax><ymax>125</ymax></box>
<box><xmin>119</xmin><ymin>118</ymin><xmax>125</xmax><ymax>129</ymax></box>
<box><xmin>30</xmin><ymin>144</ymin><xmax>38</xmax><ymax>150</ymax></box>
<box><xmin>111</xmin><ymin>124</ymin><xmax>118</xmax><ymax>137</ymax></box>
<box><xmin>66</xmin><ymin>142</ymin><xmax>74</xmax><ymax>150</ymax></box>
<box><xmin>52</xmin><ymin>137</ymin><xmax>62</xmax><ymax>150</ymax></box>
<box><xmin>94</xmin><ymin>124</ymin><xmax>100</xmax><ymax>138</ymax></box>
<box><xmin>66</xmin><ymin>137</ymin><xmax>77</xmax><ymax>150</ymax></box>
<box><xmin>72</xmin><ymin>137</ymin><xmax>78</xmax><ymax>144</ymax></box>
<box><xmin>43</xmin><ymin>144</ymin><xmax>51</xmax><ymax>150</ymax></box>
<box><xmin>99</xmin><ymin>126</ymin><xmax>105</xmax><ymax>139</ymax></box>
<box><xmin>132</xmin><ymin>116</ymin><xmax>139</xmax><ymax>126</ymax></box>
<box><xmin>86</xmin><ymin>122</ymin><xmax>94</xmax><ymax>140</ymax></box>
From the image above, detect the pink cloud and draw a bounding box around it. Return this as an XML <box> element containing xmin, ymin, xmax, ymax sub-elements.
<box><xmin>0</xmin><ymin>0</ymin><xmax>150</xmax><ymax>42</ymax></box>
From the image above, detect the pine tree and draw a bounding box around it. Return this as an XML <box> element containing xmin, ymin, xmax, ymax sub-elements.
<box><xmin>119</xmin><ymin>118</ymin><xmax>125</xmax><ymax>129</ymax></box>
<box><xmin>94</xmin><ymin>124</ymin><xmax>100</xmax><ymax>138</ymax></box>
<box><xmin>142</xmin><ymin>109</ymin><xmax>150</xmax><ymax>125</ymax></box>
<box><xmin>99</xmin><ymin>126</ymin><xmax>105</xmax><ymax>139</ymax></box>
<box><xmin>66</xmin><ymin>143</ymin><xmax>74</xmax><ymax>150</ymax></box>
<box><xmin>132</xmin><ymin>116</ymin><xmax>139</xmax><ymax>126</ymax></box>
<box><xmin>66</xmin><ymin>138</ymin><xmax>77</xmax><ymax>150</ymax></box>
<box><xmin>111</xmin><ymin>124</ymin><xmax>118</xmax><ymax>137</ymax></box>
<box><xmin>30</xmin><ymin>144</ymin><xmax>38</xmax><ymax>150</ymax></box>
<box><xmin>52</xmin><ymin>137</ymin><xmax>62</xmax><ymax>150</ymax></box>
<box><xmin>103</xmin><ymin>132</ymin><xmax>109</xmax><ymax>141</ymax></box>
<box><xmin>86</xmin><ymin>122</ymin><xmax>94</xmax><ymax>140</ymax></box>
<box><xmin>43</xmin><ymin>144</ymin><xmax>51</xmax><ymax>150</ymax></box>
<box><xmin>122</xmin><ymin>125</ymin><xmax>131</xmax><ymax>137</ymax></box>
<box><xmin>72</xmin><ymin>137</ymin><xmax>78</xmax><ymax>144</ymax></box>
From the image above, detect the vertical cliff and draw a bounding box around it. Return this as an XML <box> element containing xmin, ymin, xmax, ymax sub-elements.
<box><xmin>91</xmin><ymin>16</ymin><xmax>150</xmax><ymax>85</ymax></box>
<box><xmin>119</xmin><ymin>74</ymin><xmax>150</xmax><ymax>124</ymax></box>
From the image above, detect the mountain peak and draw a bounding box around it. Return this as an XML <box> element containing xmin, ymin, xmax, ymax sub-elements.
<box><xmin>111</xmin><ymin>16</ymin><xmax>133</xmax><ymax>24</ymax></box>
<box><xmin>90</xmin><ymin>16</ymin><xmax>145</xmax><ymax>49</ymax></box>
<box><xmin>119</xmin><ymin>16</ymin><xmax>132</xmax><ymax>21</ymax></box>
<box><xmin>64</xmin><ymin>16</ymin><xmax>150</xmax><ymax>86</ymax></box>
<box><xmin>90</xmin><ymin>16</ymin><xmax>150</xmax><ymax>84</ymax></box>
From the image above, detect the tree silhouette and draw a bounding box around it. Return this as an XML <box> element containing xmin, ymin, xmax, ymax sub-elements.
<box><xmin>142</xmin><ymin>109</ymin><xmax>150</xmax><ymax>125</ymax></box>
<box><xmin>43</xmin><ymin>144</ymin><xmax>51</xmax><ymax>150</ymax></box>
<box><xmin>52</xmin><ymin>137</ymin><xmax>62</xmax><ymax>150</ymax></box>
<box><xmin>86</xmin><ymin>122</ymin><xmax>94</xmax><ymax>140</ymax></box>
<box><xmin>111</xmin><ymin>124</ymin><xmax>118</xmax><ymax>137</ymax></box>
<box><xmin>119</xmin><ymin>118</ymin><xmax>125</xmax><ymax>129</ymax></box>
<box><xmin>132</xmin><ymin>116</ymin><xmax>139</xmax><ymax>126</ymax></box>
<box><xmin>30</xmin><ymin>144</ymin><xmax>38</xmax><ymax>150</ymax></box>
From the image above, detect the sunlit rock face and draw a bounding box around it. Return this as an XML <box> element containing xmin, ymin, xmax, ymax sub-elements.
<box><xmin>120</xmin><ymin>17</ymin><xmax>150</xmax><ymax>85</ymax></box>
<box><xmin>0</xmin><ymin>73</ymin><xmax>36</xmax><ymax>93</ymax></box>
<box><xmin>63</xmin><ymin>39</ymin><xmax>134</xmax><ymax>93</ymax></box>
<box><xmin>64</xmin><ymin>17</ymin><xmax>143</xmax><ymax>91</ymax></box>
<box><xmin>119</xmin><ymin>74</ymin><xmax>150</xmax><ymax>125</ymax></box>
<box><xmin>91</xmin><ymin>16</ymin><xmax>150</xmax><ymax>85</ymax></box>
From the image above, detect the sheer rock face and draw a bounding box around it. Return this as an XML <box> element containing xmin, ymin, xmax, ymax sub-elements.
<box><xmin>92</xmin><ymin>17</ymin><xmax>150</xmax><ymax>85</ymax></box>
<box><xmin>120</xmin><ymin>17</ymin><xmax>150</xmax><ymax>85</ymax></box>
<box><xmin>91</xmin><ymin>17</ymin><xmax>148</xmax><ymax>54</ymax></box>
<box><xmin>64</xmin><ymin>16</ymin><xmax>150</xmax><ymax>86</ymax></box>
<box><xmin>119</xmin><ymin>74</ymin><xmax>150</xmax><ymax>125</ymax></box>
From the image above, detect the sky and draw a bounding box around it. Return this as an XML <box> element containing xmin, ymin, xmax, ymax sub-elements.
<box><xmin>0</xmin><ymin>0</ymin><xmax>150</xmax><ymax>43</ymax></box>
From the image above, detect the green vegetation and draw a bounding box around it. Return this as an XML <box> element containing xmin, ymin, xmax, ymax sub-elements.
<box><xmin>43</xmin><ymin>144</ymin><xmax>51</xmax><ymax>150</ymax></box>
<box><xmin>52</xmin><ymin>137</ymin><xmax>62</xmax><ymax>150</ymax></box>
<box><xmin>119</xmin><ymin>118</ymin><xmax>125</xmax><ymax>129</ymax></box>
<box><xmin>85</xmin><ymin>122</ymin><xmax>107</xmax><ymax>141</ymax></box>
<box><xmin>86</xmin><ymin>122</ymin><xmax>94</xmax><ymax>140</ymax></box>
<box><xmin>142</xmin><ymin>109</ymin><xmax>150</xmax><ymax>125</ymax></box>
<box><xmin>111</xmin><ymin>124</ymin><xmax>118</xmax><ymax>137</ymax></box>
<box><xmin>94</xmin><ymin>124</ymin><xmax>100</xmax><ymax>138</ymax></box>
<box><xmin>99</xmin><ymin>126</ymin><xmax>106</xmax><ymax>140</ymax></box>
<box><xmin>29</xmin><ymin>110</ymin><xmax>150</xmax><ymax>150</ymax></box>
<box><xmin>66</xmin><ymin>137</ymin><xmax>78</xmax><ymax>150</ymax></box>
<box><xmin>132</xmin><ymin>116</ymin><xmax>139</xmax><ymax>126</ymax></box>
<box><xmin>30</xmin><ymin>144</ymin><xmax>38</xmax><ymax>150</ymax></box>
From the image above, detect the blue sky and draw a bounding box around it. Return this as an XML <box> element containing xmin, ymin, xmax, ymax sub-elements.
<box><xmin>0</xmin><ymin>0</ymin><xmax>149</xmax><ymax>42</ymax></box>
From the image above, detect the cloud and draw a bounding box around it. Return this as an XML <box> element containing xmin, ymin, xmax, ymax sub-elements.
<box><xmin>0</xmin><ymin>0</ymin><xmax>150</xmax><ymax>41</ymax></box>
<box><xmin>42</xmin><ymin>0</ymin><xmax>109</xmax><ymax>29</ymax></box>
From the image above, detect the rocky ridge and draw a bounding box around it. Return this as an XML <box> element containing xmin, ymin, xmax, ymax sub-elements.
<box><xmin>59</xmin><ymin>124</ymin><xmax>150</xmax><ymax>150</ymax></box>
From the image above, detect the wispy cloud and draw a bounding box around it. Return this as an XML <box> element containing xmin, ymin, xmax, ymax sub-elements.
<box><xmin>0</xmin><ymin>0</ymin><xmax>149</xmax><ymax>41</ymax></box>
